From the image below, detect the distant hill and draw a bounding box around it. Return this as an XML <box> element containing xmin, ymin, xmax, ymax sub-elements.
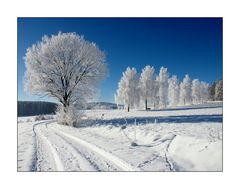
<box><xmin>18</xmin><ymin>101</ymin><xmax>57</xmax><ymax>117</ymax></box>
<box><xmin>86</xmin><ymin>102</ymin><xmax>118</xmax><ymax>109</ymax></box>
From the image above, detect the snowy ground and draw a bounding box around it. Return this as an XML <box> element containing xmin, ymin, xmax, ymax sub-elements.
<box><xmin>17</xmin><ymin>102</ymin><xmax>222</xmax><ymax>171</ymax></box>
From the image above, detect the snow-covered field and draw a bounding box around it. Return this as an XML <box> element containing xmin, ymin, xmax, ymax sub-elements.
<box><xmin>17</xmin><ymin>102</ymin><xmax>222</xmax><ymax>171</ymax></box>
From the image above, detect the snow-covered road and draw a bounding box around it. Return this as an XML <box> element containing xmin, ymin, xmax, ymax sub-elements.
<box><xmin>18</xmin><ymin>103</ymin><xmax>222</xmax><ymax>171</ymax></box>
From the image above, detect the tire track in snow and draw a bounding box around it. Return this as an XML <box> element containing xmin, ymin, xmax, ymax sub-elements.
<box><xmin>31</xmin><ymin>121</ymin><xmax>54</xmax><ymax>171</ymax></box>
<box><xmin>53</xmin><ymin>132</ymin><xmax>121</xmax><ymax>171</ymax></box>
<box><xmin>36</xmin><ymin>128</ymin><xmax>65</xmax><ymax>171</ymax></box>
<box><xmin>45</xmin><ymin>123</ymin><xmax>119</xmax><ymax>171</ymax></box>
<box><xmin>52</xmin><ymin>132</ymin><xmax>101</xmax><ymax>171</ymax></box>
<box><xmin>51</xmin><ymin>126</ymin><xmax>140</xmax><ymax>171</ymax></box>
<box><xmin>164</xmin><ymin>134</ymin><xmax>177</xmax><ymax>171</ymax></box>
<box><xmin>34</xmin><ymin>121</ymin><xmax>65</xmax><ymax>171</ymax></box>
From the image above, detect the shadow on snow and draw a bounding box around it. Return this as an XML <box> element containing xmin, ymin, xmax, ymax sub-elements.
<box><xmin>145</xmin><ymin>105</ymin><xmax>223</xmax><ymax>112</ymax></box>
<box><xmin>75</xmin><ymin>114</ymin><xmax>222</xmax><ymax>128</ymax></box>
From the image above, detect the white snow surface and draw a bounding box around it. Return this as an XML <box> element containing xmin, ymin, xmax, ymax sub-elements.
<box><xmin>18</xmin><ymin>102</ymin><xmax>222</xmax><ymax>171</ymax></box>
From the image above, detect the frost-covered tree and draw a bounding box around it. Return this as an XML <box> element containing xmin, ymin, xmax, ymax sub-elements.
<box><xmin>24</xmin><ymin>32</ymin><xmax>107</xmax><ymax>125</ymax></box>
<box><xmin>115</xmin><ymin>67</ymin><xmax>138</xmax><ymax>112</ymax></box>
<box><xmin>115</xmin><ymin>79</ymin><xmax>125</xmax><ymax>109</ymax></box>
<box><xmin>168</xmin><ymin>75</ymin><xmax>179</xmax><ymax>106</ymax></box>
<box><xmin>133</xmin><ymin>84</ymin><xmax>141</xmax><ymax>109</ymax></box>
<box><xmin>179</xmin><ymin>74</ymin><xmax>192</xmax><ymax>105</ymax></box>
<box><xmin>191</xmin><ymin>79</ymin><xmax>201</xmax><ymax>104</ymax></box>
<box><xmin>139</xmin><ymin>65</ymin><xmax>155</xmax><ymax>110</ymax></box>
<box><xmin>214</xmin><ymin>79</ymin><xmax>223</xmax><ymax>101</ymax></box>
<box><xmin>152</xmin><ymin>77</ymin><xmax>160</xmax><ymax>109</ymax></box>
<box><xmin>200</xmin><ymin>81</ymin><xmax>209</xmax><ymax>103</ymax></box>
<box><xmin>158</xmin><ymin>67</ymin><xmax>169</xmax><ymax>108</ymax></box>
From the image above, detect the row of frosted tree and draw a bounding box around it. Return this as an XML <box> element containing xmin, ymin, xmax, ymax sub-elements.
<box><xmin>115</xmin><ymin>66</ymin><xmax>209</xmax><ymax>111</ymax></box>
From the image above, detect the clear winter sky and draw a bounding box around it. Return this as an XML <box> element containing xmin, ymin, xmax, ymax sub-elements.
<box><xmin>18</xmin><ymin>18</ymin><xmax>222</xmax><ymax>103</ymax></box>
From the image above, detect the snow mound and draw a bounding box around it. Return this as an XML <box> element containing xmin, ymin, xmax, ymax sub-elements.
<box><xmin>168</xmin><ymin>135</ymin><xmax>222</xmax><ymax>171</ymax></box>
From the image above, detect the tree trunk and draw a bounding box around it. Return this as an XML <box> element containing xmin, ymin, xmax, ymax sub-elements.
<box><xmin>63</xmin><ymin>100</ymin><xmax>68</xmax><ymax>112</ymax></box>
<box><xmin>63</xmin><ymin>91</ymin><xmax>70</xmax><ymax>112</ymax></box>
<box><xmin>145</xmin><ymin>98</ymin><xmax>147</xmax><ymax>110</ymax></box>
<box><xmin>62</xmin><ymin>98</ymin><xmax>69</xmax><ymax>125</ymax></box>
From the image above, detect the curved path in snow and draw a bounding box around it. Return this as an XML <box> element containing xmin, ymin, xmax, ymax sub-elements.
<box><xmin>35</xmin><ymin>126</ymin><xmax>65</xmax><ymax>171</ymax></box>
<box><xmin>33</xmin><ymin>121</ymin><xmax>139</xmax><ymax>171</ymax></box>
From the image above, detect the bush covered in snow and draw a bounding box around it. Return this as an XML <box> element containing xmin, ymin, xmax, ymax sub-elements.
<box><xmin>34</xmin><ymin>114</ymin><xmax>54</xmax><ymax>121</ymax></box>
<box><xmin>55</xmin><ymin>105</ymin><xmax>81</xmax><ymax>126</ymax></box>
<box><xmin>26</xmin><ymin>118</ymin><xmax>32</xmax><ymax>122</ymax></box>
<box><xmin>34</xmin><ymin>115</ymin><xmax>46</xmax><ymax>121</ymax></box>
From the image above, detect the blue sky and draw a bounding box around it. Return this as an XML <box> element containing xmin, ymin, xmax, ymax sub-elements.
<box><xmin>18</xmin><ymin>18</ymin><xmax>222</xmax><ymax>103</ymax></box>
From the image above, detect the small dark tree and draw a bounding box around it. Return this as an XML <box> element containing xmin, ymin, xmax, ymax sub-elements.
<box><xmin>215</xmin><ymin>79</ymin><xmax>223</xmax><ymax>101</ymax></box>
<box><xmin>208</xmin><ymin>81</ymin><xmax>216</xmax><ymax>101</ymax></box>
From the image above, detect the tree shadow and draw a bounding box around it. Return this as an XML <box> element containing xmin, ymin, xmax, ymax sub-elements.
<box><xmin>75</xmin><ymin>114</ymin><xmax>222</xmax><ymax>128</ymax></box>
<box><xmin>146</xmin><ymin>105</ymin><xmax>223</xmax><ymax>112</ymax></box>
